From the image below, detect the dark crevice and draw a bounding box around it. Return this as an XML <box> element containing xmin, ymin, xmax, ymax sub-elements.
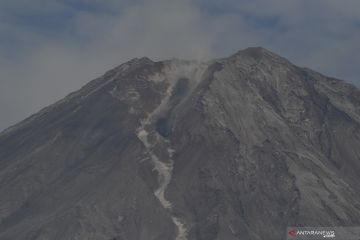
<box><xmin>155</xmin><ymin>78</ymin><xmax>190</xmax><ymax>138</ymax></box>
<box><xmin>155</xmin><ymin>117</ymin><xmax>170</xmax><ymax>138</ymax></box>
<box><xmin>169</xmin><ymin>77</ymin><xmax>189</xmax><ymax>106</ymax></box>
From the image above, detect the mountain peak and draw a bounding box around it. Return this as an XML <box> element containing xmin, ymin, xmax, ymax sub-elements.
<box><xmin>232</xmin><ymin>46</ymin><xmax>290</xmax><ymax>64</ymax></box>
<box><xmin>128</xmin><ymin>56</ymin><xmax>153</xmax><ymax>64</ymax></box>
<box><xmin>236</xmin><ymin>46</ymin><xmax>273</xmax><ymax>56</ymax></box>
<box><xmin>107</xmin><ymin>56</ymin><xmax>154</xmax><ymax>76</ymax></box>
<box><xmin>120</xmin><ymin>56</ymin><xmax>154</xmax><ymax>69</ymax></box>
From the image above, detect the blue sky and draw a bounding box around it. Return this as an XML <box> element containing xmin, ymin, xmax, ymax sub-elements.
<box><xmin>0</xmin><ymin>0</ymin><xmax>360</xmax><ymax>131</ymax></box>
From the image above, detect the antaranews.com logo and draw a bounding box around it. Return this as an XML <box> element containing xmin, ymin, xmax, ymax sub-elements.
<box><xmin>287</xmin><ymin>228</ymin><xmax>335</xmax><ymax>238</ymax></box>
<box><xmin>286</xmin><ymin>227</ymin><xmax>360</xmax><ymax>240</ymax></box>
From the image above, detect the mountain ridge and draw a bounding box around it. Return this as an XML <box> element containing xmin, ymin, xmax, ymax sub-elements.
<box><xmin>2</xmin><ymin>46</ymin><xmax>357</xmax><ymax>137</ymax></box>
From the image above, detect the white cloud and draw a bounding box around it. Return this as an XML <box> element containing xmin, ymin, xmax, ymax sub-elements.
<box><xmin>0</xmin><ymin>0</ymin><xmax>359</xmax><ymax>131</ymax></box>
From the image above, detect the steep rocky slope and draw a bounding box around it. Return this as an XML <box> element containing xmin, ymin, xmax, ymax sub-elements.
<box><xmin>0</xmin><ymin>47</ymin><xmax>360</xmax><ymax>240</ymax></box>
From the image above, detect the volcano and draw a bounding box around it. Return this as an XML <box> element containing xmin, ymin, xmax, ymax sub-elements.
<box><xmin>1</xmin><ymin>47</ymin><xmax>360</xmax><ymax>240</ymax></box>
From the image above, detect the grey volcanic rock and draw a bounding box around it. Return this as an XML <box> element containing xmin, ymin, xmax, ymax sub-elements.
<box><xmin>1</xmin><ymin>47</ymin><xmax>360</xmax><ymax>240</ymax></box>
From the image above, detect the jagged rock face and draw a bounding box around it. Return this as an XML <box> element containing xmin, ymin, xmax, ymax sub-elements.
<box><xmin>1</xmin><ymin>47</ymin><xmax>360</xmax><ymax>240</ymax></box>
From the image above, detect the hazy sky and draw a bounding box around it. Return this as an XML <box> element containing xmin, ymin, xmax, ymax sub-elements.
<box><xmin>0</xmin><ymin>0</ymin><xmax>359</xmax><ymax>131</ymax></box>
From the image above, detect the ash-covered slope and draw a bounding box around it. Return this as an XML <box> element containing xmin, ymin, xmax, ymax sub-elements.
<box><xmin>1</xmin><ymin>47</ymin><xmax>360</xmax><ymax>240</ymax></box>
